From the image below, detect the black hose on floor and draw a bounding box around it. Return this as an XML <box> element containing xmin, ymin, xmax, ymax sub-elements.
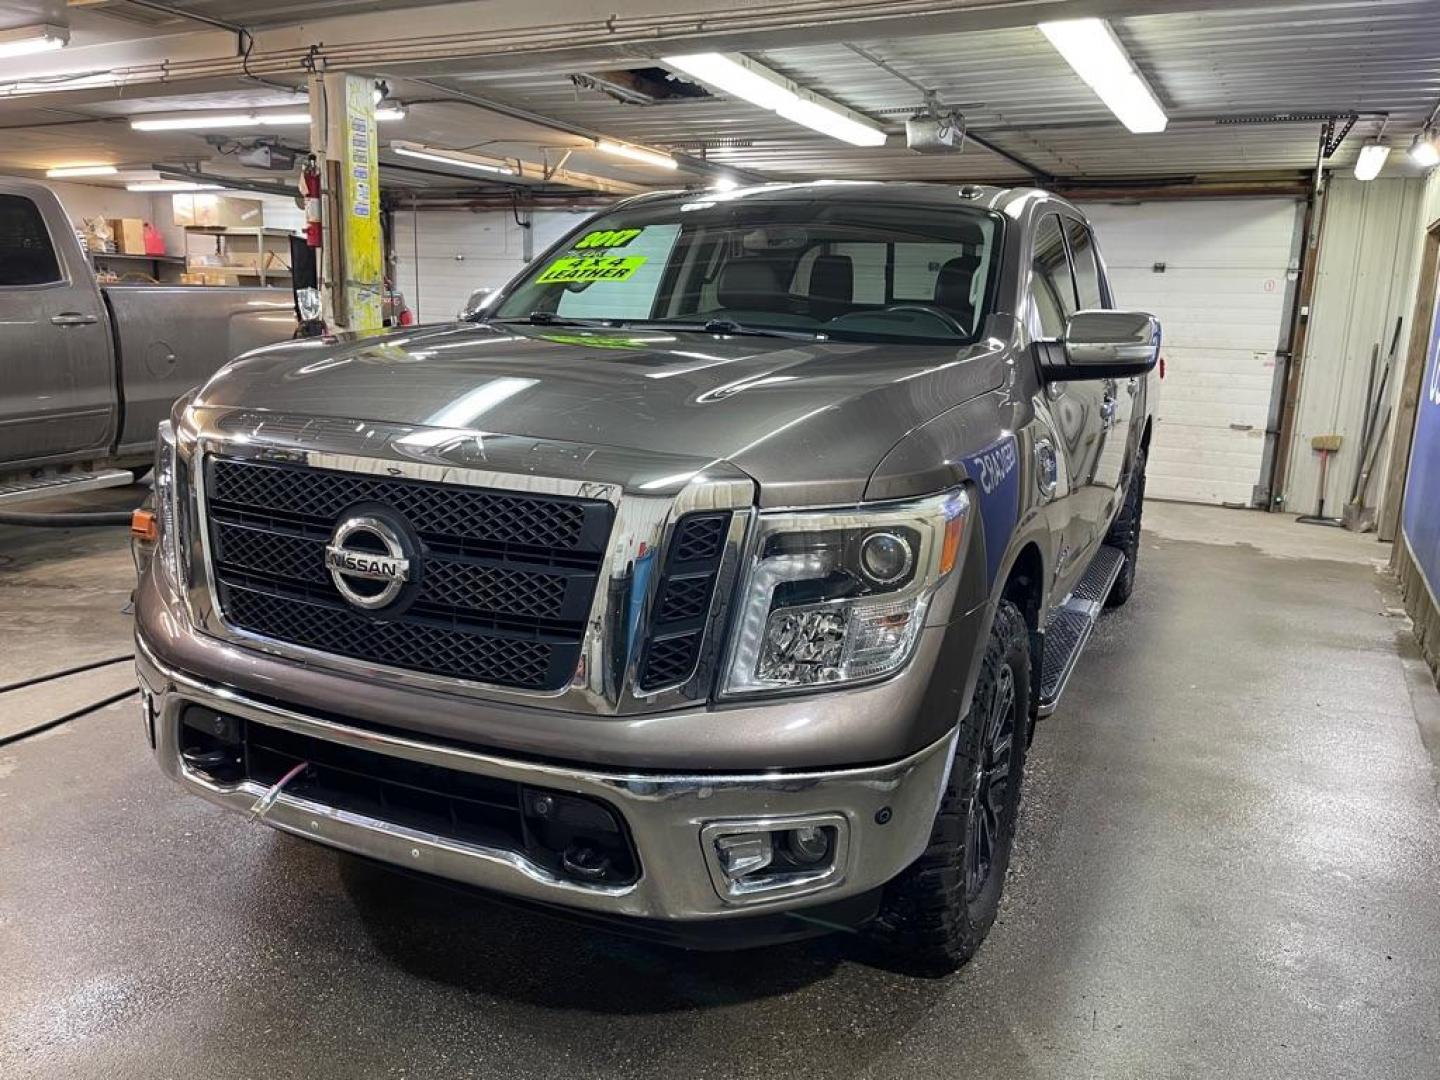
<box><xmin>0</xmin><ymin>688</ymin><xmax>138</xmax><ymax>749</ymax></box>
<box><xmin>0</xmin><ymin>510</ymin><xmax>135</xmax><ymax>527</ymax></box>
<box><xmin>0</xmin><ymin>653</ymin><xmax>135</xmax><ymax>696</ymax></box>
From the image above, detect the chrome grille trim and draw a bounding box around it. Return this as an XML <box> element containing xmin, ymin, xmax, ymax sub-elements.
<box><xmin>177</xmin><ymin>406</ymin><xmax>756</xmax><ymax>716</ymax></box>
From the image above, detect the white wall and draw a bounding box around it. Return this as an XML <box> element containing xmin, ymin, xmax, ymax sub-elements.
<box><xmin>1081</xmin><ymin>197</ymin><xmax>1303</xmax><ymax>506</ymax></box>
<box><xmin>44</xmin><ymin>179</ymin><xmax>185</xmax><ymax>253</ymax></box>
<box><xmin>1286</xmin><ymin>177</ymin><xmax>1425</xmax><ymax>517</ymax></box>
<box><xmin>391</xmin><ymin>207</ymin><xmax>594</xmax><ymax>323</ymax></box>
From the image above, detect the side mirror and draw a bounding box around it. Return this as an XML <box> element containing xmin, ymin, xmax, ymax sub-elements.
<box><xmin>459</xmin><ymin>287</ymin><xmax>494</xmax><ymax>320</ymax></box>
<box><xmin>1041</xmin><ymin>310</ymin><xmax>1160</xmax><ymax>381</ymax></box>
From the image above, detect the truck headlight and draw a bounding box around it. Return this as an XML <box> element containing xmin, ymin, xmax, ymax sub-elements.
<box><xmin>720</xmin><ymin>489</ymin><xmax>969</xmax><ymax>696</ymax></box>
<box><xmin>153</xmin><ymin>420</ymin><xmax>180</xmax><ymax>582</ymax></box>
<box><xmin>135</xmin><ymin>417</ymin><xmax>181</xmax><ymax>587</ymax></box>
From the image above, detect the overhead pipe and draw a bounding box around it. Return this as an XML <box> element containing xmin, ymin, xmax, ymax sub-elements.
<box><xmin>0</xmin><ymin>0</ymin><xmax>985</xmax><ymax>104</ymax></box>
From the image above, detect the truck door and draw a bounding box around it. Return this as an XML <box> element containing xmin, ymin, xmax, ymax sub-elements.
<box><xmin>0</xmin><ymin>189</ymin><xmax>115</xmax><ymax>467</ymax></box>
<box><xmin>1028</xmin><ymin>212</ymin><xmax>1108</xmax><ymax>600</ymax></box>
<box><xmin>1064</xmin><ymin>215</ymin><xmax>1133</xmax><ymax>530</ymax></box>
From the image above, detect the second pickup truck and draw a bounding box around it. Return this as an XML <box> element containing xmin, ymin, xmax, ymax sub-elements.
<box><xmin>0</xmin><ymin>177</ymin><xmax>295</xmax><ymax>505</ymax></box>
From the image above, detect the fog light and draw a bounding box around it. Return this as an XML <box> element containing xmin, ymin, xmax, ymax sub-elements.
<box><xmin>702</xmin><ymin>815</ymin><xmax>849</xmax><ymax>903</ymax></box>
<box><xmin>715</xmin><ymin>833</ymin><xmax>773</xmax><ymax>880</ymax></box>
<box><xmin>783</xmin><ymin>825</ymin><xmax>832</xmax><ymax>865</ymax></box>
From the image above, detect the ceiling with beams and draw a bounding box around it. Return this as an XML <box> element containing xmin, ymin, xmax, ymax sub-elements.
<box><xmin>0</xmin><ymin>0</ymin><xmax>1435</xmax><ymax>196</ymax></box>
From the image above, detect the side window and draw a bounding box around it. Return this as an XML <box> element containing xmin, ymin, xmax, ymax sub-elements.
<box><xmin>1064</xmin><ymin>218</ymin><xmax>1106</xmax><ymax>310</ymax></box>
<box><xmin>0</xmin><ymin>195</ymin><xmax>62</xmax><ymax>287</ymax></box>
<box><xmin>1029</xmin><ymin>214</ymin><xmax>1073</xmax><ymax>338</ymax></box>
<box><xmin>556</xmin><ymin>223</ymin><xmax>680</xmax><ymax>319</ymax></box>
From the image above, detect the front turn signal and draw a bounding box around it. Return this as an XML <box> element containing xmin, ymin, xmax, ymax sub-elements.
<box><xmin>130</xmin><ymin>508</ymin><xmax>158</xmax><ymax>544</ymax></box>
<box><xmin>939</xmin><ymin>506</ymin><xmax>965</xmax><ymax>575</ymax></box>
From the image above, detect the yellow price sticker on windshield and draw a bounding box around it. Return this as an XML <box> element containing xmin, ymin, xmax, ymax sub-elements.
<box><xmin>574</xmin><ymin>228</ymin><xmax>643</xmax><ymax>250</ymax></box>
<box><xmin>536</xmin><ymin>255</ymin><xmax>647</xmax><ymax>284</ymax></box>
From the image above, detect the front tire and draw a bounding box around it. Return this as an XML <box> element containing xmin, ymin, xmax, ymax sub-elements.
<box><xmin>1104</xmin><ymin>447</ymin><xmax>1146</xmax><ymax>608</ymax></box>
<box><xmin>868</xmin><ymin>600</ymin><xmax>1031</xmax><ymax>972</ymax></box>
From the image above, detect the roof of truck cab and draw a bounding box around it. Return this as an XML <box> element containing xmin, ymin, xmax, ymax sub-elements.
<box><xmin>620</xmin><ymin>180</ymin><xmax>1072</xmax><ymax>218</ymax></box>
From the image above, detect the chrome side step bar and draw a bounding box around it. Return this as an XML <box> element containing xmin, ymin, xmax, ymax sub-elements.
<box><xmin>0</xmin><ymin>468</ymin><xmax>135</xmax><ymax>507</ymax></box>
<box><xmin>1037</xmin><ymin>544</ymin><xmax>1126</xmax><ymax>717</ymax></box>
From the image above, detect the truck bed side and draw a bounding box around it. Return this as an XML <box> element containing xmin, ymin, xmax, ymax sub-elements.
<box><xmin>102</xmin><ymin>285</ymin><xmax>296</xmax><ymax>456</ymax></box>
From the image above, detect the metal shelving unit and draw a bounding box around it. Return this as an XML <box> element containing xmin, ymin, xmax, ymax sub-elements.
<box><xmin>184</xmin><ymin>225</ymin><xmax>295</xmax><ymax>286</ymax></box>
<box><xmin>89</xmin><ymin>251</ymin><xmax>188</xmax><ymax>283</ymax></box>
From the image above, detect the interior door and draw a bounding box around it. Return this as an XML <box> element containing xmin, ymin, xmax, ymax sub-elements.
<box><xmin>1030</xmin><ymin>212</ymin><xmax>1108</xmax><ymax>598</ymax></box>
<box><xmin>0</xmin><ymin>190</ymin><xmax>114</xmax><ymax>466</ymax></box>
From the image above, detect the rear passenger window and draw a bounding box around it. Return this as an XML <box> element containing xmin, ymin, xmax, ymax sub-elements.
<box><xmin>1064</xmin><ymin>219</ymin><xmax>1106</xmax><ymax>310</ymax></box>
<box><xmin>0</xmin><ymin>195</ymin><xmax>62</xmax><ymax>286</ymax></box>
<box><xmin>1029</xmin><ymin>215</ymin><xmax>1073</xmax><ymax>338</ymax></box>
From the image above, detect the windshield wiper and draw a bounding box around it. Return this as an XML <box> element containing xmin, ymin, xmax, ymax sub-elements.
<box><xmin>488</xmin><ymin>312</ymin><xmax>619</xmax><ymax>329</ymax></box>
<box><xmin>629</xmin><ymin>319</ymin><xmax>826</xmax><ymax>341</ymax></box>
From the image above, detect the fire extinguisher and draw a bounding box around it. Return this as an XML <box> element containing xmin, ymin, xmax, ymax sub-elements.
<box><xmin>300</xmin><ymin>155</ymin><xmax>322</xmax><ymax>248</ymax></box>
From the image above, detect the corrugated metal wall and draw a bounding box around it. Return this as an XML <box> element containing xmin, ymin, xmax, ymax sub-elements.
<box><xmin>1285</xmin><ymin>178</ymin><xmax>1425</xmax><ymax>517</ymax></box>
<box><xmin>392</xmin><ymin>208</ymin><xmax>592</xmax><ymax>323</ymax></box>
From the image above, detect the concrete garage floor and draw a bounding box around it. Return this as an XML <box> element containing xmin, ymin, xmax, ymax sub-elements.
<box><xmin>1</xmin><ymin>494</ymin><xmax>1437</xmax><ymax>1080</ymax></box>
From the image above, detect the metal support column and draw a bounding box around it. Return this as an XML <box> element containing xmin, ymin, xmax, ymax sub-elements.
<box><xmin>309</xmin><ymin>72</ymin><xmax>384</xmax><ymax>332</ymax></box>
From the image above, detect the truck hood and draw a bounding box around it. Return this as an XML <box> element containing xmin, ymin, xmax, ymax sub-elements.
<box><xmin>197</xmin><ymin>322</ymin><xmax>1009</xmax><ymax>505</ymax></box>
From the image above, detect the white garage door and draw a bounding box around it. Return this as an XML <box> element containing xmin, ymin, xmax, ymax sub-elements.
<box><xmin>1080</xmin><ymin>198</ymin><xmax>1303</xmax><ymax>506</ymax></box>
<box><xmin>392</xmin><ymin>209</ymin><xmax>591</xmax><ymax>324</ymax></box>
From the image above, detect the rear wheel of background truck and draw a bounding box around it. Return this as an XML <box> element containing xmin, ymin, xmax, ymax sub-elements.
<box><xmin>867</xmin><ymin>599</ymin><xmax>1031</xmax><ymax>973</ymax></box>
<box><xmin>1104</xmin><ymin>448</ymin><xmax>1147</xmax><ymax>608</ymax></box>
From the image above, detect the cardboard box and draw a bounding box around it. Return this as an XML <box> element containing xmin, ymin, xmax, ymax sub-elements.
<box><xmin>107</xmin><ymin>218</ymin><xmax>147</xmax><ymax>255</ymax></box>
<box><xmin>172</xmin><ymin>194</ymin><xmax>264</xmax><ymax>229</ymax></box>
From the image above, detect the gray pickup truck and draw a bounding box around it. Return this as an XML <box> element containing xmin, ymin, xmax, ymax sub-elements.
<box><xmin>0</xmin><ymin>177</ymin><xmax>295</xmax><ymax>505</ymax></box>
<box><xmin>133</xmin><ymin>182</ymin><xmax>1158</xmax><ymax>970</ymax></box>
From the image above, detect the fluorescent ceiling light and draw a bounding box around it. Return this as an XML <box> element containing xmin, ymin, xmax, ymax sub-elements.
<box><xmin>595</xmin><ymin>139</ymin><xmax>677</xmax><ymax>169</ymax></box>
<box><xmin>666</xmin><ymin>53</ymin><xmax>792</xmax><ymax>110</ymax></box>
<box><xmin>0</xmin><ymin>23</ymin><xmax>68</xmax><ymax>59</ymax></box>
<box><xmin>1410</xmin><ymin>131</ymin><xmax>1440</xmax><ymax>168</ymax></box>
<box><xmin>777</xmin><ymin>97</ymin><xmax>887</xmax><ymax>148</ymax></box>
<box><xmin>1353</xmin><ymin>142</ymin><xmax>1390</xmax><ymax>181</ymax></box>
<box><xmin>390</xmin><ymin>141</ymin><xmax>516</xmax><ymax>175</ymax></box>
<box><xmin>131</xmin><ymin>107</ymin><xmax>403</xmax><ymax>132</ymax></box>
<box><xmin>1038</xmin><ymin>19</ymin><xmax>1168</xmax><ymax>134</ymax></box>
<box><xmin>126</xmin><ymin>181</ymin><xmax>223</xmax><ymax>192</ymax></box>
<box><xmin>46</xmin><ymin>165</ymin><xmax>118</xmax><ymax>178</ymax></box>
<box><xmin>710</xmin><ymin>176</ymin><xmax>739</xmax><ymax>191</ymax></box>
<box><xmin>664</xmin><ymin>52</ymin><xmax>887</xmax><ymax>147</ymax></box>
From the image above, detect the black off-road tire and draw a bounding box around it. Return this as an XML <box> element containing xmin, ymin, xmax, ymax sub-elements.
<box><xmin>1104</xmin><ymin>448</ymin><xmax>1146</xmax><ymax>608</ymax></box>
<box><xmin>867</xmin><ymin>600</ymin><xmax>1032</xmax><ymax>973</ymax></box>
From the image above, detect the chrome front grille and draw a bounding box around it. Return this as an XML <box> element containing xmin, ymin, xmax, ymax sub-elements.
<box><xmin>203</xmin><ymin>458</ymin><xmax>613</xmax><ymax>692</ymax></box>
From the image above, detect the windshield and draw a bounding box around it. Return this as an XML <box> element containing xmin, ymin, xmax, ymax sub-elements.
<box><xmin>491</xmin><ymin>196</ymin><xmax>1003</xmax><ymax>344</ymax></box>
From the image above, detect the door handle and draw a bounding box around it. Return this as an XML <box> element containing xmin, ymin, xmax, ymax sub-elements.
<box><xmin>51</xmin><ymin>312</ymin><xmax>98</xmax><ymax>327</ymax></box>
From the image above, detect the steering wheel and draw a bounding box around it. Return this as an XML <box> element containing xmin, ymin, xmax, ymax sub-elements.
<box><xmin>878</xmin><ymin>304</ymin><xmax>970</xmax><ymax>335</ymax></box>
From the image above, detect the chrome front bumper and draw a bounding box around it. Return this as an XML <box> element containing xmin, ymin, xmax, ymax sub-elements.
<box><xmin>136</xmin><ymin>641</ymin><xmax>954</xmax><ymax>922</ymax></box>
